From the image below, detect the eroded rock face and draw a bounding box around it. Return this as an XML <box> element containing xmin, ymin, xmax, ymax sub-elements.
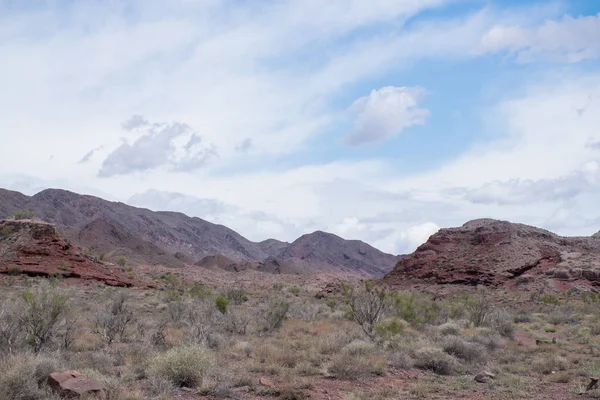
<box><xmin>48</xmin><ymin>370</ymin><xmax>106</xmax><ymax>398</ymax></box>
<box><xmin>0</xmin><ymin>219</ymin><xmax>138</xmax><ymax>287</ymax></box>
<box><xmin>382</xmin><ymin>219</ymin><xmax>600</xmax><ymax>289</ymax></box>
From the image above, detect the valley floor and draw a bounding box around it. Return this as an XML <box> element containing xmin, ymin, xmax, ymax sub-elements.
<box><xmin>1</xmin><ymin>273</ymin><xmax>600</xmax><ymax>400</ymax></box>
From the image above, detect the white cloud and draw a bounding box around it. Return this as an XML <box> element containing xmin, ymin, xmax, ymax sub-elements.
<box><xmin>480</xmin><ymin>13</ymin><xmax>600</xmax><ymax>63</ymax></box>
<box><xmin>98</xmin><ymin>119</ymin><xmax>217</xmax><ymax>177</ymax></box>
<box><xmin>464</xmin><ymin>161</ymin><xmax>600</xmax><ymax>205</ymax></box>
<box><xmin>346</xmin><ymin>86</ymin><xmax>430</xmax><ymax>145</ymax></box>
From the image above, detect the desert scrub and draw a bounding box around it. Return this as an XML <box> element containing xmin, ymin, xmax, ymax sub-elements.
<box><xmin>0</xmin><ymin>354</ymin><xmax>59</xmax><ymax>400</ymax></box>
<box><xmin>438</xmin><ymin>321</ymin><xmax>461</xmax><ymax>336</ymax></box>
<box><xmin>149</xmin><ymin>345</ymin><xmax>216</xmax><ymax>388</ymax></box>
<box><xmin>389</xmin><ymin>291</ymin><xmax>440</xmax><ymax>327</ymax></box>
<box><xmin>343</xmin><ymin>281</ymin><xmax>387</xmax><ymax>339</ymax></box>
<box><xmin>374</xmin><ymin>317</ymin><xmax>405</xmax><ymax>340</ymax></box>
<box><xmin>413</xmin><ymin>347</ymin><xmax>460</xmax><ymax>375</ymax></box>
<box><xmin>215</xmin><ymin>296</ymin><xmax>229</xmax><ymax>315</ymax></box>
<box><xmin>442</xmin><ymin>336</ymin><xmax>487</xmax><ymax>363</ymax></box>
<box><xmin>328</xmin><ymin>352</ymin><xmax>386</xmax><ymax>380</ymax></box>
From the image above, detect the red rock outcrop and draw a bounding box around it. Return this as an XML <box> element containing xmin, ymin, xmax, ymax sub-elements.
<box><xmin>48</xmin><ymin>370</ymin><xmax>106</xmax><ymax>398</ymax></box>
<box><xmin>0</xmin><ymin>219</ymin><xmax>139</xmax><ymax>287</ymax></box>
<box><xmin>383</xmin><ymin>219</ymin><xmax>600</xmax><ymax>289</ymax></box>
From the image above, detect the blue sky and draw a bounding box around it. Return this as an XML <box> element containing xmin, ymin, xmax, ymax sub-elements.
<box><xmin>1</xmin><ymin>0</ymin><xmax>599</xmax><ymax>254</ymax></box>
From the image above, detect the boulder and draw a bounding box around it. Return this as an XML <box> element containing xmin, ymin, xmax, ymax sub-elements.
<box><xmin>48</xmin><ymin>370</ymin><xmax>106</xmax><ymax>399</ymax></box>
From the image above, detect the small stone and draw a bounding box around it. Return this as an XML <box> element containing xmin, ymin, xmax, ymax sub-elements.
<box><xmin>474</xmin><ymin>371</ymin><xmax>496</xmax><ymax>383</ymax></box>
<box><xmin>259</xmin><ymin>377</ymin><xmax>275</xmax><ymax>388</ymax></box>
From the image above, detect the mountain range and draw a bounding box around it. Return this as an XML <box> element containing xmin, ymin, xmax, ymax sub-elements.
<box><xmin>0</xmin><ymin>188</ymin><xmax>399</xmax><ymax>277</ymax></box>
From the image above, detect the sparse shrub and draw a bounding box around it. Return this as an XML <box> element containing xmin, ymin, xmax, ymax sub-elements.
<box><xmin>150</xmin><ymin>320</ymin><xmax>168</xmax><ymax>348</ymax></box>
<box><xmin>164</xmin><ymin>289</ymin><xmax>182</xmax><ymax>303</ymax></box>
<box><xmin>442</xmin><ymin>336</ymin><xmax>487</xmax><ymax>363</ymax></box>
<box><xmin>486</xmin><ymin>310</ymin><xmax>515</xmax><ymax>339</ymax></box>
<box><xmin>189</xmin><ymin>282</ymin><xmax>214</xmax><ymax>299</ymax></box>
<box><xmin>289</xmin><ymin>286</ymin><xmax>301</xmax><ymax>296</ymax></box>
<box><xmin>206</xmin><ymin>332</ymin><xmax>224</xmax><ymax>350</ymax></box>
<box><xmin>468</xmin><ymin>329</ymin><xmax>502</xmax><ymax>351</ymax></box>
<box><xmin>224</xmin><ymin>286</ymin><xmax>248</xmax><ymax>305</ymax></box>
<box><xmin>541</xmin><ymin>294</ymin><xmax>560</xmax><ymax>305</ymax></box>
<box><xmin>413</xmin><ymin>347</ymin><xmax>459</xmax><ymax>375</ymax></box>
<box><xmin>318</xmin><ymin>329</ymin><xmax>358</xmax><ymax>355</ymax></box>
<box><xmin>0</xmin><ymin>303</ymin><xmax>22</xmax><ymax>354</ymax></box>
<box><xmin>343</xmin><ymin>281</ymin><xmax>387</xmax><ymax>339</ymax></box>
<box><xmin>215</xmin><ymin>296</ymin><xmax>229</xmax><ymax>315</ymax></box>
<box><xmin>388</xmin><ymin>351</ymin><xmax>413</xmax><ymax>369</ymax></box>
<box><xmin>185</xmin><ymin>300</ymin><xmax>219</xmax><ymax>344</ymax></box>
<box><xmin>374</xmin><ymin>317</ymin><xmax>405</xmax><ymax>340</ymax></box>
<box><xmin>167</xmin><ymin>298</ymin><xmax>186</xmax><ymax>322</ymax></box>
<box><xmin>0</xmin><ymin>354</ymin><xmax>59</xmax><ymax>400</ymax></box>
<box><xmin>514</xmin><ymin>310</ymin><xmax>532</xmax><ymax>323</ymax></box>
<box><xmin>262</xmin><ymin>298</ymin><xmax>290</xmax><ymax>332</ymax></box>
<box><xmin>6</xmin><ymin>267</ymin><xmax>21</xmax><ymax>276</ymax></box>
<box><xmin>325</xmin><ymin>298</ymin><xmax>337</xmax><ymax>311</ymax></box>
<box><xmin>467</xmin><ymin>286</ymin><xmax>494</xmax><ymax>327</ymax></box>
<box><xmin>590</xmin><ymin>323</ymin><xmax>600</xmax><ymax>336</ymax></box>
<box><xmin>149</xmin><ymin>345</ymin><xmax>216</xmax><ymax>387</ymax></box>
<box><xmin>117</xmin><ymin>257</ymin><xmax>127</xmax><ymax>268</ymax></box>
<box><xmin>328</xmin><ymin>352</ymin><xmax>385</xmax><ymax>380</ymax></box>
<box><xmin>546</xmin><ymin>306</ymin><xmax>579</xmax><ymax>325</ymax></box>
<box><xmin>146</xmin><ymin>375</ymin><xmax>173</xmax><ymax>399</ymax></box>
<box><xmin>20</xmin><ymin>283</ymin><xmax>68</xmax><ymax>353</ymax></box>
<box><xmin>343</xmin><ymin>340</ymin><xmax>376</xmax><ymax>356</ymax></box>
<box><xmin>532</xmin><ymin>354</ymin><xmax>569</xmax><ymax>375</ymax></box>
<box><xmin>224</xmin><ymin>308</ymin><xmax>252</xmax><ymax>335</ymax></box>
<box><xmin>438</xmin><ymin>322</ymin><xmax>461</xmax><ymax>336</ymax></box>
<box><xmin>93</xmin><ymin>292</ymin><xmax>135</xmax><ymax>345</ymax></box>
<box><xmin>12</xmin><ymin>210</ymin><xmax>34</xmax><ymax>220</ymax></box>
<box><xmin>234</xmin><ymin>341</ymin><xmax>252</xmax><ymax>358</ymax></box>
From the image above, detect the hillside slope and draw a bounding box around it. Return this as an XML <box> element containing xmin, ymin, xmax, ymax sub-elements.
<box><xmin>0</xmin><ymin>188</ymin><xmax>398</xmax><ymax>276</ymax></box>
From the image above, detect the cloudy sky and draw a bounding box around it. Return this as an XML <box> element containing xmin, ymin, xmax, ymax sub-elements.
<box><xmin>1</xmin><ymin>0</ymin><xmax>599</xmax><ymax>255</ymax></box>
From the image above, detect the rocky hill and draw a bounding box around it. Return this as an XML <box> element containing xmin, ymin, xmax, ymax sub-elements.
<box><xmin>0</xmin><ymin>219</ymin><xmax>137</xmax><ymax>287</ymax></box>
<box><xmin>275</xmin><ymin>231</ymin><xmax>399</xmax><ymax>277</ymax></box>
<box><xmin>382</xmin><ymin>218</ymin><xmax>600</xmax><ymax>289</ymax></box>
<box><xmin>0</xmin><ymin>188</ymin><xmax>398</xmax><ymax>277</ymax></box>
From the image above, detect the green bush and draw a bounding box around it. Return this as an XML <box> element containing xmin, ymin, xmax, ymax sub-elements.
<box><xmin>541</xmin><ymin>294</ymin><xmax>560</xmax><ymax>305</ymax></box>
<box><xmin>390</xmin><ymin>291</ymin><xmax>440</xmax><ymax>327</ymax></box>
<box><xmin>189</xmin><ymin>282</ymin><xmax>214</xmax><ymax>299</ymax></box>
<box><xmin>289</xmin><ymin>286</ymin><xmax>301</xmax><ymax>296</ymax></box>
<box><xmin>6</xmin><ymin>267</ymin><xmax>21</xmax><ymax>276</ymax></box>
<box><xmin>374</xmin><ymin>317</ymin><xmax>405</xmax><ymax>340</ymax></box>
<box><xmin>215</xmin><ymin>296</ymin><xmax>229</xmax><ymax>315</ymax></box>
<box><xmin>149</xmin><ymin>345</ymin><xmax>215</xmax><ymax>388</ymax></box>
<box><xmin>116</xmin><ymin>257</ymin><xmax>127</xmax><ymax>268</ymax></box>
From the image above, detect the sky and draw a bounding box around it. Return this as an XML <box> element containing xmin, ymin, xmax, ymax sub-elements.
<box><xmin>1</xmin><ymin>0</ymin><xmax>599</xmax><ymax>255</ymax></box>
